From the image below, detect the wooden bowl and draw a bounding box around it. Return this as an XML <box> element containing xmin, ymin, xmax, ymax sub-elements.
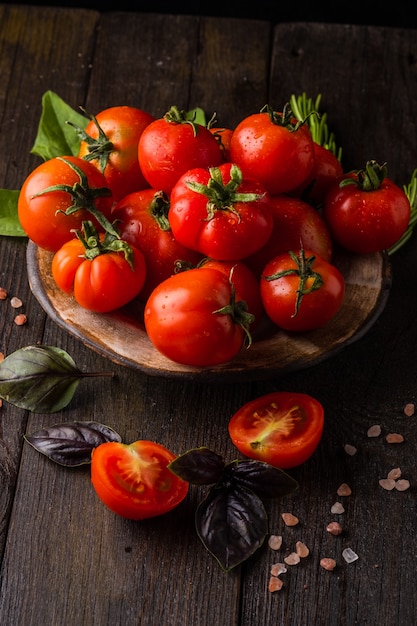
<box><xmin>27</xmin><ymin>241</ymin><xmax>391</xmax><ymax>382</ymax></box>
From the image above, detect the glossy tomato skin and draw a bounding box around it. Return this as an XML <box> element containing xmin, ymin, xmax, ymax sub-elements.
<box><xmin>323</xmin><ymin>176</ymin><xmax>411</xmax><ymax>253</ymax></box>
<box><xmin>169</xmin><ymin>163</ymin><xmax>273</xmax><ymax>260</ymax></box>
<box><xmin>138</xmin><ymin>115</ymin><xmax>223</xmax><ymax>193</ymax></box>
<box><xmin>52</xmin><ymin>237</ymin><xmax>146</xmax><ymax>312</ymax></box>
<box><xmin>209</xmin><ymin>127</ymin><xmax>233</xmax><ymax>161</ymax></box>
<box><xmin>229</xmin><ymin>111</ymin><xmax>315</xmax><ymax>195</ymax></box>
<box><xmin>18</xmin><ymin>156</ymin><xmax>113</xmax><ymax>252</ymax></box>
<box><xmin>112</xmin><ymin>189</ymin><xmax>202</xmax><ymax>300</ymax></box>
<box><xmin>228</xmin><ymin>391</ymin><xmax>324</xmax><ymax>469</ymax></box>
<box><xmin>144</xmin><ymin>267</ymin><xmax>247</xmax><ymax>366</ymax></box>
<box><xmin>245</xmin><ymin>194</ymin><xmax>333</xmax><ymax>277</ymax></box>
<box><xmin>78</xmin><ymin>106</ymin><xmax>155</xmax><ymax>201</ymax></box>
<box><xmin>91</xmin><ymin>440</ymin><xmax>189</xmax><ymax>520</ymax></box>
<box><xmin>293</xmin><ymin>143</ymin><xmax>344</xmax><ymax>206</ymax></box>
<box><xmin>260</xmin><ymin>249</ymin><xmax>345</xmax><ymax>332</ymax></box>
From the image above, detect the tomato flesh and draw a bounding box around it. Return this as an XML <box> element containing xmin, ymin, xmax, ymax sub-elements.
<box><xmin>228</xmin><ymin>392</ymin><xmax>324</xmax><ymax>469</ymax></box>
<box><xmin>91</xmin><ymin>440</ymin><xmax>189</xmax><ymax>520</ymax></box>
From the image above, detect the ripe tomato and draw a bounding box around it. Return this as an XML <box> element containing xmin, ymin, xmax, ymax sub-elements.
<box><xmin>112</xmin><ymin>188</ymin><xmax>202</xmax><ymax>300</ymax></box>
<box><xmin>260</xmin><ymin>249</ymin><xmax>345</xmax><ymax>332</ymax></box>
<box><xmin>323</xmin><ymin>160</ymin><xmax>410</xmax><ymax>253</ymax></box>
<box><xmin>138</xmin><ymin>106</ymin><xmax>223</xmax><ymax>193</ymax></box>
<box><xmin>91</xmin><ymin>440</ymin><xmax>189</xmax><ymax>520</ymax></box>
<box><xmin>229</xmin><ymin>104</ymin><xmax>315</xmax><ymax>195</ymax></box>
<box><xmin>228</xmin><ymin>391</ymin><xmax>324</xmax><ymax>469</ymax></box>
<box><xmin>18</xmin><ymin>156</ymin><xmax>113</xmax><ymax>252</ymax></box>
<box><xmin>77</xmin><ymin>105</ymin><xmax>155</xmax><ymax>201</ymax></box>
<box><xmin>245</xmin><ymin>194</ymin><xmax>333</xmax><ymax>277</ymax></box>
<box><xmin>208</xmin><ymin>126</ymin><xmax>233</xmax><ymax>161</ymax></box>
<box><xmin>294</xmin><ymin>143</ymin><xmax>344</xmax><ymax>207</ymax></box>
<box><xmin>169</xmin><ymin>163</ymin><xmax>273</xmax><ymax>260</ymax></box>
<box><xmin>52</xmin><ymin>224</ymin><xmax>146</xmax><ymax>313</ymax></box>
<box><xmin>144</xmin><ymin>267</ymin><xmax>253</xmax><ymax>366</ymax></box>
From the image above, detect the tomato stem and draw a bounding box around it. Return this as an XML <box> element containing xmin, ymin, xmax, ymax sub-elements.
<box><xmin>75</xmin><ymin>220</ymin><xmax>135</xmax><ymax>269</ymax></box>
<box><xmin>213</xmin><ymin>280</ymin><xmax>254</xmax><ymax>348</ymax></box>
<box><xmin>66</xmin><ymin>108</ymin><xmax>114</xmax><ymax>173</ymax></box>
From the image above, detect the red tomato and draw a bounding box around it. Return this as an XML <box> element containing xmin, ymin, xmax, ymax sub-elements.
<box><xmin>294</xmin><ymin>143</ymin><xmax>344</xmax><ymax>206</ymax></box>
<box><xmin>52</xmin><ymin>229</ymin><xmax>146</xmax><ymax>312</ymax></box>
<box><xmin>144</xmin><ymin>267</ymin><xmax>252</xmax><ymax>366</ymax></box>
<box><xmin>229</xmin><ymin>104</ymin><xmax>315</xmax><ymax>195</ymax></box>
<box><xmin>169</xmin><ymin>163</ymin><xmax>273</xmax><ymax>260</ymax></box>
<box><xmin>323</xmin><ymin>160</ymin><xmax>410</xmax><ymax>253</ymax></box>
<box><xmin>91</xmin><ymin>440</ymin><xmax>189</xmax><ymax>520</ymax></box>
<box><xmin>260</xmin><ymin>249</ymin><xmax>345</xmax><ymax>332</ymax></box>
<box><xmin>208</xmin><ymin>126</ymin><xmax>233</xmax><ymax>161</ymax></box>
<box><xmin>112</xmin><ymin>189</ymin><xmax>202</xmax><ymax>300</ymax></box>
<box><xmin>77</xmin><ymin>106</ymin><xmax>155</xmax><ymax>201</ymax></box>
<box><xmin>228</xmin><ymin>391</ymin><xmax>324</xmax><ymax>469</ymax></box>
<box><xmin>138</xmin><ymin>106</ymin><xmax>223</xmax><ymax>193</ymax></box>
<box><xmin>245</xmin><ymin>194</ymin><xmax>333</xmax><ymax>277</ymax></box>
<box><xmin>18</xmin><ymin>156</ymin><xmax>113</xmax><ymax>252</ymax></box>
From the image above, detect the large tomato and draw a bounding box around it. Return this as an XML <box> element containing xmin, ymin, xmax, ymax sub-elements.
<box><xmin>52</xmin><ymin>223</ymin><xmax>146</xmax><ymax>312</ymax></box>
<box><xmin>18</xmin><ymin>156</ymin><xmax>113</xmax><ymax>252</ymax></box>
<box><xmin>294</xmin><ymin>143</ymin><xmax>344</xmax><ymax>207</ymax></box>
<box><xmin>228</xmin><ymin>391</ymin><xmax>324</xmax><ymax>469</ymax></box>
<box><xmin>260</xmin><ymin>248</ymin><xmax>345</xmax><ymax>332</ymax></box>
<box><xmin>112</xmin><ymin>188</ymin><xmax>202</xmax><ymax>300</ymax></box>
<box><xmin>144</xmin><ymin>266</ymin><xmax>253</xmax><ymax>366</ymax></box>
<box><xmin>138</xmin><ymin>106</ymin><xmax>223</xmax><ymax>193</ymax></box>
<box><xmin>168</xmin><ymin>163</ymin><xmax>273</xmax><ymax>260</ymax></box>
<box><xmin>91</xmin><ymin>440</ymin><xmax>189</xmax><ymax>520</ymax></box>
<box><xmin>245</xmin><ymin>194</ymin><xmax>333</xmax><ymax>277</ymax></box>
<box><xmin>76</xmin><ymin>105</ymin><xmax>155</xmax><ymax>201</ymax></box>
<box><xmin>229</xmin><ymin>104</ymin><xmax>315</xmax><ymax>195</ymax></box>
<box><xmin>323</xmin><ymin>160</ymin><xmax>410</xmax><ymax>253</ymax></box>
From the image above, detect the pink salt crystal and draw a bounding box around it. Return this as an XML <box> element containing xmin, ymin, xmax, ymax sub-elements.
<box><xmin>395</xmin><ymin>479</ymin><xmax>410</xmax><ymax>492</ymax></box>
<box><xmin>367</xmin><ymin>424</ymin><xmax>381</xmax><ymax>437</ymax></box>
<box><xmin>284</xmin><ymin>552</ymin><xmax>300</xmax><ymax>566</ymax></box>
<box><xmin>268</xmin><ymin>576</ymin><xmax>284</xmax><ymax>592</ymax></box>
<box><xmin>0</xmin><ymin>287</ymin><xmax>7</xmax><ymax>299</ymax></box>
<box><xmin>10</xmin><ymin>296</ymin><xmax>22</xmax><ymax>308</ymax></box>
<box><xmin>281</xmin><ymin>513</ymin><xmax>299</xmax><ymax>527</ymax></box>
<box><xmin>326</xmin><ymin>521</ymin><xmax>343</xmax><ymax>536</ymax></box>
<box><xmin>320</xmin><ymin>557</ymin><xmax>336</xmax><ymax>571</ymax></box>
<box><xmin>342</xmin><ymin>548</ymin><xmax>358</xmax><ymax>563</ymax></box>
<box><xmin>270</xmin><ymin>563</ymin><xmax>287</xmax><ymax>576</ymax></box>
<box><xmin>295</xmin><ymin>541</ymin><xmax>309</xmax><ymax>558</ymax></box>
<box><xmin>379</xmin><ymin>478</ymin><xmax>395</xmax><ymax>491</ymax></box>
<box><xmin>0</xmin><ymin>352</ymin><xmax>4</xmax><ymax>362</ymax></box>
<box><xmin>387</xmin><ymin>468</ymin><xmax>402</xmax><ymax>480</ymax></box>
<box><xmin>14</xmin><ymin>314</ymin><xmax>27</xmax><ymax>326</ymax></box>
<box><xmin>268</xmin><ymin>535</ymin><xmax>283</xmax><ymax>550</ymax></box>
<box><xmin>386</xmin><ymin>433</ymin><xmax>404</xmax><ymax>443</ymax></box>
<box><xmin>337</xmin><ymin>483</ymin><xmax>352</xmax><ymax>496</ymax></box>
<box><xmin>404</xmin><ymin>403</ymin><xmax>415</xmax><ymax>417</ymax></box>
<box><xmin>344</xmin><ymin>444</ymin><xmax>357</xmax><ymax>456</ymax></box>
<box><xmin>330</xmin><ymin>502</ymin><xmax>345</xmax><ymax>514</ymax></box>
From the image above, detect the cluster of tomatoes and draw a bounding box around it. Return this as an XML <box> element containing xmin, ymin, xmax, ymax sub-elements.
<box><xmin>17</xmin><ymin>102</ymin><xmax>411</xmax><ymax>367</ymax></box>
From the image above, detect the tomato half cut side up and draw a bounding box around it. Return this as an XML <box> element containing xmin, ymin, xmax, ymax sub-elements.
<box><xmin>91</xmin><ymin>440</ymin><xmax>189</xmax><ymax>520</ymax></box>
<box><xmin>228</xmin><ymin>392</ymin><xmax>324</xmax><ymax>469</ymax></box>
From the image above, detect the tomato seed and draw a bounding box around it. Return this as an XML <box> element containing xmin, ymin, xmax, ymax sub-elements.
<box><xmin>386</xmin><ymin>433</ymin><xmax>404</xmax><ymax>443</ymax></box>
<box><xmin>326</xmin><ymin>521</ymin><xmax>343</xmax><ymax>536</ymax></box>
<box><xmin>367</xmin><ymin>424</ymin><xmax>381</xmax><ymax>437</ymax></box>
<box><xmin>337</xmin><ymin>483</ymin><xmax>352</xmax><ymax>496</ymax></box>
<box><xmin>268</xmin><ymin>535</ymin><xmax>283</xmax><ymax>550</ymax></box>
<box><xmin>281</xmin><ymin>513</ymin><xmax>299</xmax><ymax>527</ymax></box>
<box><xmin>320</xmin><ymin>557</ymin><xmax>336</xmax><ymax>571</ymax></box>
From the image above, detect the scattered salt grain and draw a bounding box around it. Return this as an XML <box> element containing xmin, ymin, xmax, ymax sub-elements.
<box><xmin>284</xmin><ymin>552</ymin><xmax>300</xmax><ymax>566</ymax></box>
<box><xmin>395</xmin><ymin>479</ymin><xmax>410</xmax><ymax>492</ymax></box>
<box><xmin>337</xmin><ymin>483</ymin><xmax>352</xmax><ymax>496</ymax></box>
<box><xmin>387</xmin><ymin>467</ymin><xmax>402</xmax><ymax>480</ymax></box>
<box><xmin>268</xmin><ymin>576</ymin><xmax>284</xmax><ymax>592</ymax></box>
<box><xmin>326</xmin><ymin>521</ymin><xmax>343</xmax><ymax>536</ymax></box>
<box><xmin>268</xmin><ymin>535</ymin><xmax>283</xmax><ymax>550</ymax></box>
<box><xmin>320</xmin><ymin>557</ymin><xmax>336</xmax><ymax>571</ymax></box>
<box><xmin>0</xmin><ymin>287</ymin><xmax>7</xmax><ymax>299</ymax></box>
<box><xmin>281</xmin><ymin>513</ymin><xmax>299</xmax><ymax>527</ymax></box>
<box><xmin>0</xmin><ymin>352</ymin><xmax>4</xmax><ymax>362</ymax></box>
<box><xmin>295</xmin><ymin>541</ymin><xmax>309</xmax><ymax>558</ymax></box>
<box><xmin>344</xmin><ymin>444</ymin><xmax>357</xmax><ymax>456</ymax></box>
<box><xmin>379</xmin><ymin>478</ymin><xmax>396</xmax><ymax>491</ymax></box>
<box><xmin>330</xmin><ymin>502</ymin><xmax>345</xmax><ymax>514</ymax></box>
<box><xmin>10</xmin><ymin>296</ymin><xmax>22</xmax><ymax>308</ymax></box>
<box><xmin>404</xmin><ymin>403</ymin><xmax>415</xmax><ymax>417</ymax></box>
<box><xmin>14</xmin><ymin>314</ymin><xmax>27</xmax><ymax>326</ymax></box>
<box><xmin>386</xmin><ymin>433</ymin><xmax>404</xmax><ymax>444</ymax></box>
<box><xmin>367</xmin><ymin>424</ymin><xmax>381</xmax><ymax>437</ymax></box>
<box><xmin>342</xmin><ymin>548</ymin><xmax>358</xmax><ymax>563</ymax></box>
<box><xmin>270</xmin><ymin>562</ymin><xmax>287</xmax><ymax>576</ymax></box>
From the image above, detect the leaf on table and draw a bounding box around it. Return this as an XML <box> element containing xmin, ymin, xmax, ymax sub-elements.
<box><xmin>24</xmin><ymin>421</ymin><xmax>122</xmax><ymax>466</ymax></box>
<box><xmin>0</xmin><ymin>189</ymin><xmax>26</xmax><ymax>237</ymax></box>
<box><xmin>30</xmin><ymin>90</ymin><xmax>89</xmax><ymax>160</ymax></box>
<box><xmin>228</xmin><ymin>458</ymin><xmax>299</xmax><ymax>499</ymax></box>
<box><xmin>169</xmin><ymin>446</ymin><xmax>225</xmax><ymax>484</ymax></box>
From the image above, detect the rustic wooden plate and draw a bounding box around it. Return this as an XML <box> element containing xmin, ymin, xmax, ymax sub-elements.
<box><xmin>27</xmin><ymin>241</ymin><xmax>391</xmax><ymax>382</ymax></box>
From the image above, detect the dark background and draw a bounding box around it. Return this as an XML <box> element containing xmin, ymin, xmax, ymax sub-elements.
<box><xmin>8</xmin><ymin>1</ymin><xmax>416</xmax><ymax>29</ymax></box>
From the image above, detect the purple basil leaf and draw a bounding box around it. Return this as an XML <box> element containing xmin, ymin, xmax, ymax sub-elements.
<box><xmin>196</xmin><ymin>483</ymin><xmax>268</xmax><ymax>572</ymax></box>
<box><xmin>227</xmin><ymin>459</ymin><xmax>298</xmax><ymax>499</ymax></box>
<box><xmin>169</xmin><ymin>447</ymin><xmax>225</xmax><ymax>484</ymax></box>
<box><xmin>24</xmin><ymin>421</ymin><xmax>122</xmax><ymax>466</ymax></box>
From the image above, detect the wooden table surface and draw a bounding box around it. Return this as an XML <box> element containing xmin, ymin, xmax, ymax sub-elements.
<box><xmin>1</xmin><ymin>5</ymin><xmax>417</xmax><ymax>625</ymax></box>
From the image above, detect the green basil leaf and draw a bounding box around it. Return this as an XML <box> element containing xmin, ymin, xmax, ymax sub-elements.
<box><xmin>196</xmin><ymin>483</ymin><xmax>268</xmax><ymax>572</ymax></box>
<box><xmin>24</xmin><ymin>421</ymin><xmax>122</xmax><ymax>466</ymax></box>
<box><xmin>168</xmin><ymin>447</ymin><xmax>225</xmax><ymax>484</ymax></box>
<box><xmin>0</xmin><ymin>189</ymin><xmax>26</xmax><ymax>237</ymax></box>
<box><xmin>185</xmin><ymin>107</ymin><xmax>206</xmax><ymax>126</ymax></box>
<box><xmin>30</xmin><ymin>90</ymin><xmax>88</xmax><ymax>160</ymax></box>
<box><xmin>228</xmin><ymin>459</ymin><xmax>298</xmax><ymax>499</ymax></box>
<box><xmin>0</xmin><ymin>345</ymin><xmax>112</xmax><ymax>413</ymax></box>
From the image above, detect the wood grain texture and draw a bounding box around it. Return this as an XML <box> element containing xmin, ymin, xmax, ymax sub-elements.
<box><xmin>1</xmin><ymin>7</ymin><xmax>417</xmax><ymax>626</ymax></box>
